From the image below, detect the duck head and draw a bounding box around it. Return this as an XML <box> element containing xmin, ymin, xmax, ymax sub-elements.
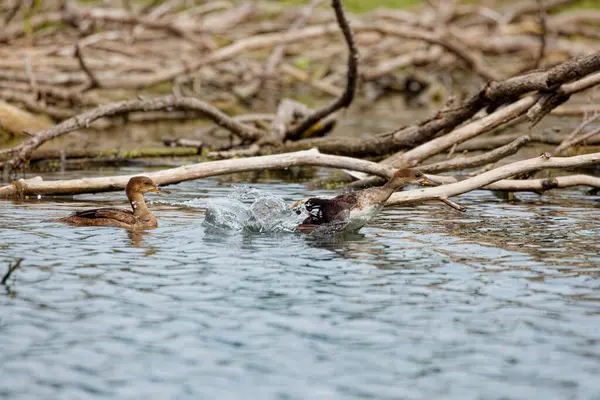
<box><xmin>126</xmin><ymin>176</ymin><xmax>170</xmax><ymax>197</ymax></box>
<box><xmin>386</xmin><ymin>168</ymin><xmax>441</xmax><ymax>189</ymax></box>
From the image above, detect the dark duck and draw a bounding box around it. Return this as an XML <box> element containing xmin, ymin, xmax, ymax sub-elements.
<box><xmin>58</xmin><ymin>176</ymin><xmax>169</xmax><ymax>229</ymax></box>
<box><xmin>292</xmin><ymin>169</ymin><xmax>439</xmax><ymax>233</ymax></box>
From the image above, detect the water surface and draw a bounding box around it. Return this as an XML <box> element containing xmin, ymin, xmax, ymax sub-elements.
<box><xmin>1</xmin><ymin>168</ymin><xmax>599</xmax><ymax>399</ymax></box>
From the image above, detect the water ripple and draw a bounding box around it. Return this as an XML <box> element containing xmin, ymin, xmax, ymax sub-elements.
<box><xmin>1</xmin><ymin>174</ymin><xmax>599</xmax><ymax>399</ymax></box>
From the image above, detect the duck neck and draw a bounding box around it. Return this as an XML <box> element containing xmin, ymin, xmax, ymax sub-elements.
<box><xmin>128</xmin><ymin>191</ymin><xmax>151</xmax><ymax>219</ymax></box>
<box><xmin>369</xmin><ymin>179</ymin><xmax>406</xmax><ymax>204</ymax></box>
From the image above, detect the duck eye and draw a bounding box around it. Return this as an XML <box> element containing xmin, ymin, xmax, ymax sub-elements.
<box><xmin>415</xmin><ymin>172</ymin><xmax>422</xmax><ymax>177</ymax></box>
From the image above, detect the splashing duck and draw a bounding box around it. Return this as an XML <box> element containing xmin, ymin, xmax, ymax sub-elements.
<box><xmin>292</xmin><ymin>169</ymin><xmax>440</xmax><ymax>233</ymax></box>
<box><xmin>58</xmin><ymin>176</ymin><xmax>169</xmax><ymax>229</ymax></box>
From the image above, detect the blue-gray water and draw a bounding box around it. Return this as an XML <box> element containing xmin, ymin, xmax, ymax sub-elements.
<box><xmin>1</xmin><ymin>168</ymin><xmax>600</xmax><ymax>399</ymax></box>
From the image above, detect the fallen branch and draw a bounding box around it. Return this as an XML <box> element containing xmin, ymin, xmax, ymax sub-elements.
<box><xmin>420</xmin><ymin>135</ymin><xmax>530</xmax><ymax>173</ymax></box>
<box><xmin>457</xmin><ymin>131</ymin><xmax>600</xmax><ymax>151</ymax></box>
<box><xmin>485</xmin><ymin>174</ymin><xmax>600</xmax><ymax>192</ymax></box>
<box><xmin>554</xmin><ymin>113</ymin><xmax>600</xmax><ymax>155</ymax></box>
<box><xmin>348</xmin><ymin>62</ymin><xmax>600</xmax><ymax>188</ymax></box>
<box><xmin>2</xmin><ymin>148</ymin><xmax>599</xmax><ymax>205</ymax></box>
<box><xmin>0</xmin><ymin>147</ymin><xmax>202</xmax><ymax>167</ymax></box>
<box><xmin>262</xmin><ymin>0</ymin><xmax>323</xmax><ymax>82</ymax></box>
<box><xmin>162</xmin><ymin>138</ymin><xmax>205</xmax><ymax>149</ymax></box>
<box><xmin>554</xmin><ymin>126</ymin><xmax>600</xmax><ymax>155</ymax></box>
<box><xmin>0</xmin><ymin>149</ymin><xmax>402</xmax><ymax>197</ymax></box>
<box><xmin>386</xmin><ymin>152</ymin><xmax>600</xmax><ymax>206</ymax></box>
<box><xmin>4</xmin><ymin>95</ymin><xmax>263</xmax><ymax>172</ymax></box>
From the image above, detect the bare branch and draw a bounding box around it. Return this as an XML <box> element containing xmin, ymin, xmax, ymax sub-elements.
<box><xmin>263</xmin><ymin>0</ymin><xmax>323</xmax><ymax>79</ymax></box>
<box><xmin>420</xmin><ymin>135</ymin><xmax>530</xmax><ymax>173</ymax></box>
<box><xmin>555</xmin><ymin>126</ymin><xmax>600</xmax><ymax>155</ymax></box>
<box><xmin>74</xmin><ymin>43</ymin><xmax>100</xmax><ymax>91</ymax></box>
<box><xmin>285</xmin><ymin>0</ymin><xmax>359</xmax><ymax>141</ymax></box>
<box><xmin>5</xmin><ymin>95</ymin><xmax>264</xmax><ymax>171</ymax></box>
<box><xmin>386</xmin><ymin>152</ymin><xmax>600</xmax><ymax>206</ymax></box>
<box><xmin>554</xmin><ymin>113</ymin><xmax>600</xmax><ymax>154</ymax></box>
<box><xmin>486</xmin><ymin>175</ymin><xmax>600</xmax><ymax>192</ymax></box>
<box><xmin>533</xmin><ymin>0</ymin><xmax>547</xmax><ymax>70</ymax></box>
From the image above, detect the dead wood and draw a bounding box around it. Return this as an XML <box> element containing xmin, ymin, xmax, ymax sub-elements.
<box><xmin>344</xmin><ymin>55</ymin><xmax>600</xmax><ymax>188</ymax></box>
<box><xmin>163</xmin><ymin>138</ymin><xmax>205</xmax><ymax>150</ymax></box>
<box><xmin>284</xmin><ymin>0</ymin><xmax>359</xmax><ymax>141</ymax></box>
<box><xmin>500</xmin><ymin>0</ymin><xmax>580</xmax><ymax>24</ymax></box>
<box><xmin>0</xmin><ymin>149</ymin><xmax>402</xmax><ymax>197</ymax></box>
<box><xmin>457</xmin><ymin>131</ymin><xmax>600</xmax><ymax>151</ymax></box>
<box><xmin>0</xmin><ymin>147</ymin><xmax>203</xmax><ymax>168</ymax></box>
<box><xmin>74</xmin><ymin>43</ymin><xmax>101</xmax><ymax>91</ymax></box>
<box><xmin>485</xmin><ymin>175</ymin><xmax>600</xmax><ymax>192</ymax></box>
<box><xmin>554</xmin><ymin>113</ymin><xmax>600</xmax><ymax>155</ymax></box>
<box><xmin>211</xmin><ymin>53</ymin><xmax>599</xmax><ymax>162</ymax></box>
<box><xmin>3</xmin><ymin>95</ymin><xmax>262</xmax><ymax>172</ymax></box>
<box><xmin>420</xmin><ymin>135</ymin><xmax>530</xmax><ymax>173</ymax></box>
<box><xmin>386</xmin><ymin>152</ymin><xmax>600</xmax><ymax>206</ymax></box>
<box><xmin>554</xmin><ymin>126</ymin><xmax>600</xmax><ymax>155</ymax></box>
<box><xmin>260</xmin><ymin>0</ymin><xmax>323</xmax><ymax>90</ymax></box>
<box><xmin>2</xmin><ymin>150</ymin><xmax>599</xmax><ymax>212</ymax></box>
<box><xmin>0</xmin><ymin>89</ymin><xmax>76</xmax><ymax>120</ymax></box>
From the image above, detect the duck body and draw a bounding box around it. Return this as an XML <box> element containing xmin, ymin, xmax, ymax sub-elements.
<box><xmin>59</xmin><ymin>207</ymin><xmax>157</xmax><ymax>229</ymax></box>
<box><xmin>58</xmin><ymin>176</ymin><xmax>168</xmax><ymax>229</ymax></box>
<box><xmin>295</xmin><ymin>169</ymin><xmax>439</xmax><ymax>233</ymax></box>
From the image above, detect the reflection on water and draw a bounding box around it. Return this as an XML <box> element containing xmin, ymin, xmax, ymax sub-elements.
<box><xmin>1</xmin><ymin>169</ymin><xmax>600</xmax><ymax>399</ymax></box>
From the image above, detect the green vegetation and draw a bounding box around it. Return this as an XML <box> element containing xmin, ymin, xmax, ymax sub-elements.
<box><xmin>568</xmin><ymin>0</ymin><xmax>600</xmax><ymax>9</ymax></box>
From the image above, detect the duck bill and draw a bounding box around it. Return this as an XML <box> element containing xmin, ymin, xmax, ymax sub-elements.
<box><xmin>151</xmin><ymin>187</ymin><xmax>170</xmax><ymax>194</ymax></box>
<box><xmin>290</xmin><ymin>199</ymin><xmax>306</xmax><ymax>209</ymax></box>
<box><xmin>418</xmin><ymin>176</ymin><xmax>443</xmax><ymax>187</ymax></box>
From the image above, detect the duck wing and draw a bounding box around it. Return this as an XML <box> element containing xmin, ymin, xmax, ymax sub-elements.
<box><xmin>71</xmin><ymin>208</ymin><xmax>136</xmax><ymax>225</ymax></box>
<box><xmin>303</xmin><ymin>193</ymin><xmax>358</xmax><ymax>224</ymax></box>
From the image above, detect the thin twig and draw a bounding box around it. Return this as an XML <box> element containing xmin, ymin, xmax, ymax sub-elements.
<box><xmin>440</xmin><ymin>198</ymin><xmax>466</xmax><ymax>212</ymax></box>
<box><xmin>533</xmin><ymin>0</ymin><xmax>547</xmax><ymax>70</ymax></box>
<box><xmin>420</xmin><ymin>135</ymin><xmax>531</xmax><ymax>173</ymax></box>
<box><xmin>23</xmin><ymin>55</ymin><xmax>40</xmax><ymax>100</ymax></box>
<box><xmin>555</xmin><ymin>126</ymin><xmax>600</xmax><ymax>154</ymax></box>
<box><xmin>1</xmin><ymin>258</ymin><xmax>23</xmax><ymax>285</ymax></box>
<box><xmin>264</xmin><ymin>0</ymin><xmax>323</xmax><ymax>79</ymax></box>
<box><xmin>74</xmin><ymin>43</ymin><xmax>100</xmax><ymax>91</ymax></box>
<box><xmin>554</xmin><ymin>113</ymin><xmax>600</xmax><ymax>154</ymax></box>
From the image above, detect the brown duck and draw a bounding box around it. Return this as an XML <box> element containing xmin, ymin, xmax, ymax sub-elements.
<box><xmin>293</xmin><ymin>169</ymin><xmax>439</xmax><ymax>233</ymax></box>
<box><xmin>58</xmin><ymin>176</ymin><xmax>169</xmax><ymax>229</ymax></box>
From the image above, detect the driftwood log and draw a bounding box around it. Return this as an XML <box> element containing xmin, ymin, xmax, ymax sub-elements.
<box><xmin>1</xmin><ymin>149</ymin><xmax>599</xmax><ymax>204</ymax></box>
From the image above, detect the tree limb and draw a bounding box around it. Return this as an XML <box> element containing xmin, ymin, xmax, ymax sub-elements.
<box><xmin>420</xmin><ymin>135</ymin><xmax>530</xmax><ymax>173</ymax></box>
<box><xmin>4</xmin><ymin>95</ymin><xmax>263</xmax><ymax>172</ymax></box>
<box><xmin>285</xmin><ymin>0</ymin><xmax>359</xmax><ymax>141</ymax></box>
<box><xmin>386</xmin><ymin>152</ymin><xmax>600</xmax><ymax>206</ymax></box>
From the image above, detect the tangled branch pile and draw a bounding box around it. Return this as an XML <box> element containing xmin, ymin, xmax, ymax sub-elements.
<box><xmin>1</xmin><ymin>0</ymin><xmax>600</xmax><ymax>205</ymax></box>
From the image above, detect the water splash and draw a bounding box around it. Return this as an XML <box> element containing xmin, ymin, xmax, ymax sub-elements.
<box><xmin>203</xmin><ymin>185</ymin><xmax>306</xmax><ymax>233</ymax></box>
